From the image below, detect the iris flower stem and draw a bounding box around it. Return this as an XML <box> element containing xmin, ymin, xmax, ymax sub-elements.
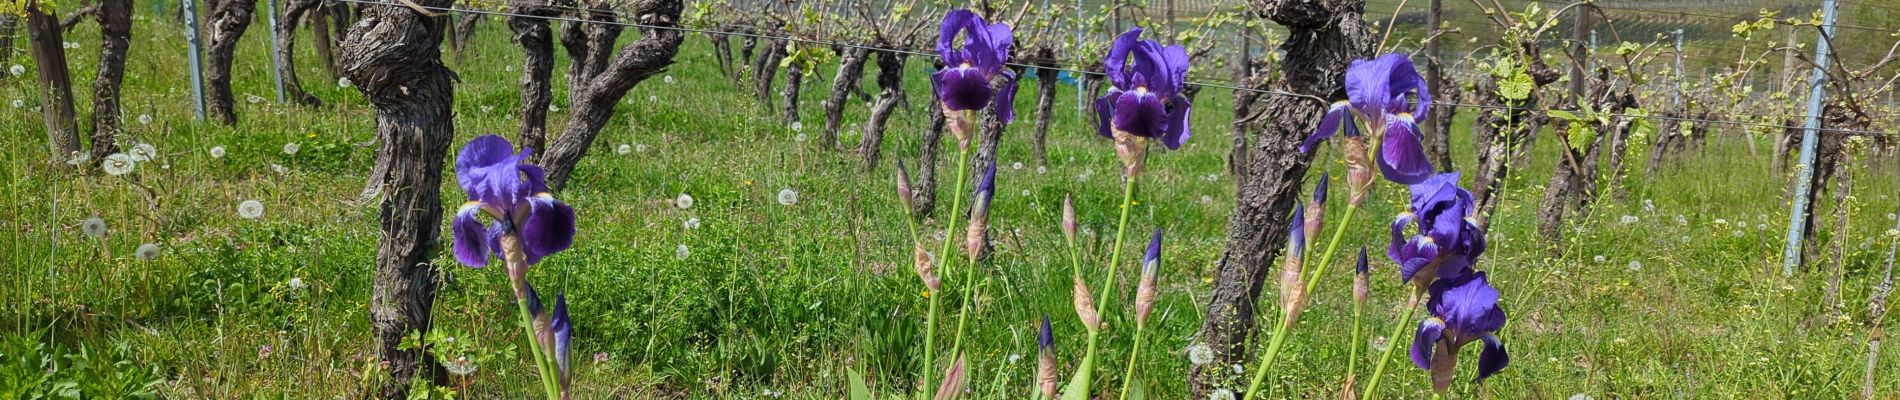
<box><xmin>1063</xmin><ymin>331</ymin><xmax>1101</xmax><ymax>399</ymax></box>
<box><xmin>1097</xmin><ymin>175</ymin><xmax>1138</xmax><ymax>311</ymax></box>
<box><xmin>949</xmin><ymin>250</ymin><xmax>979</xmax><ymax>360</ymax></box>
<box><xmin>502</xmin><ymin>235</ymin><xmax>562</xmax><ymax>400</ymax></box>
<box><xmin>1115</xmin><ymin>324</ymin><xmax>1148</xmax><ymax>399</ymax></box>
<box><xmin>1242</xmin><ymin>204</ymin><xmax>1361</xmax><ymax>400</ymax></box>
<box><xmin>1362</xmin><ymin>288</ymin><xmax>1425</xmax><ymax>400</ymax></box>
<box><xmin>921</xmin><ymin>144</ymin><xmax>973</xmax><ymax>400</ymax></box>
<box><xmin>1348</xmin><ymin>296</ymin><xmax>1366</xmax><ymax>384</ymax></box>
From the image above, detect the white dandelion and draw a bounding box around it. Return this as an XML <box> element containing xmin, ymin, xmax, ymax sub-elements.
<box><xmin>271</xmin><ymin>163</ymin><xmax>289</xmax><ymax>175</ymax></box>
<box><xmin>442</xmin><ymin>356</ymin><xmax>479</xmax><ymax>376</ymax></box>
<box><xmin>65</xmin><ymin>151</ymin><xmax>90</xmax><ymax>166</ymax></box>
<box><xmin>1036</xmin><ymin>165</ymin><xmax>1047</xmax><ymax>174</ymax></box>
<box><xmin>549</xmin><ymin>104</ymin><xmax>560</xmax><ymax>112</ymax></box>
<box><xmin>648</xmin><ymin>95</ymin><xmax>658</xmax><ymax>103</ymax></box>
<box><xmin>635</xmin><ymin>144</ymin><xmax>648</xmax><ymax>153</ymax></box>
<box><xmin>1626</xmin><ymin>260</ymin><xmax>1642</xmax><ymax>271</ymax></box>
<box><xmin>1619</xmin><ymin>215</ymin><xmax>1638</xmax><ymax>225</ymax></box>
<box><xmin>790</xmin><ymin>121</ymin><xmax>804</xmax><ymax>132</ymax></box>
<box><xmin>287</xmin><ymin>277</ymin><xmax>307</xmax><ymax>290</ymax></box>
<box><xmin>1201</xmin><ymin>195</ymin><xmax>1213</xmax><ymax>204</ymax></box>
<box><xmin>102</xmin><ymin>153</ymin><xmax>137</xmax><ymax>176</ymax></box>
<box><xmin>210</xmin><ymin>146</ymin><xmax>226</xmax><ymax>159</ymax></box>
<box><xmin>338</xmin><ymin>77</ymin><xmax>353</xmax><ymax>88</ymax></box>
<box><xmin>1675</xmin><ymin>215</ymin><xmax>1688</xmax><ymax>226</ymax></box>
<box><xmin>664</xmin><ymin>75</ymin><xmax>675</xmax><ymax>84</ymax></box>
<box><xmin>675</xmin><ymin>244</ymin><xmax>690</xmax><ymax>260</ymax></box>
<box><xmin>480</xmin><ymin>105</ymin><xmax>494</xmax><ymax>114</ymax></box>
<box><xmin>7</xmin><ymin>64</ymin><xmax>22</xmax><ymax>76</ymax></box>
<box><xmin>129</xmin><ymin>143</ymin><xmax>157</xmax><ymax>162</ymax></box>
<box><xmin>675</xmin><ymin>193</ymin><xmax>695</xmax><ymax>209</ymax></box>
<box><xmin>81</xmin><ymin>217</ymin><xmax>107</xmax><ymax>238</ymax></box>
<box><xmin>777</xmin><ymin>188</ymin><xmax>799</xmax><ymax>205</ymax></box>
<box><xmin>683</xmin><ymin>217</ymin><xmax>701</xmax><ymax>230</ymax></box>
<box><xmin>238</xmin><ymin>200</ymin><xmax>265</xmax><ymax>219</ymax></box>
<box><xmin>137</xmin><ymin>114</ymin><xmax>152</xmax><ymax>125</ymax></box>
<box><xmin>135</xmin><ymin>243</ymin><xmax>161</xmax><ymax>261</ymax></box>
<box><xmin>1593</xmin><ymin>255</ymin><xmax>1607</xmax><ymax>264</ymax></box>
<box><xmin>1187</xmin><ymin>343</ymin><xmax>1215</xmax><ymax>365</ymax></box>
<box><xmin>9</xmin><ymin>99</ymin><xmax>21</xmax><ymax>108</ymax></box>
<box><xmin>1007</xmin><ymin>353</ymin><xmax>1022</xmax><ymax>364</ymax></box>
<box><xmin>1887</xmin><ymin>213</ymin><xmax>1896</xmax><ymax>221</ymax></box>
<box><xmin>246</xmin><ymin>94</ymin><xmax>263</xmax><ymax>104</ymax></box>
<box><xmin>1209</xmin><ymin>389</ymin><xmax>1237</xmax><ymax>400</ymax></box>
<box><xmin>1011</xmin><ymin>161</ymin><xmax>1023</xmax><ymax>170</ymax></box>
<box><xmin>1371</xmin><ymin>336</ymin><xmax>1391</xmax><ymax>352</ymax></box>
<box><xmin>1643</xmin><ymin>199</ymin><xmax>1656</xmax><ymax>213</ymax></box>
<box><xmin>1733</xmin><ymin>230</ymin><xmax>1745</xmax><ymax>237</ymax></box>
<box><xmin>1021</xmin><ymin>189</ymin><xmax>1031</xmax><ymax>197</ymax></box>
<box><xmin>617</xmin><ymin>144</ymin><xmax>633</xmax><ymax>155</ymax></box>
<box><xmin>1756</xmin><ymin>223</ymin><xmax>1767</xmax><ymax>231</ymax></box>
<box><xmin>283</xmin><ymin>142</ymin><xmax>300</xmax><ymax>155</ymax></box>
<box><xmin>795</xmin><ymin>133</ymin><xmax>808</xmax><ymax>142</ymax></box>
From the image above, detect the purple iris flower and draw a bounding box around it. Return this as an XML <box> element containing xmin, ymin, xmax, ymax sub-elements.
<box><xmin>933</xmin><ymin>9</ymin><xmax>1017</xmax><ymax>122</ymax></box>
<box><xmin>974</xmin><ymin>161</ymin><xmax>997</xmax><ymax>204</ymax></box>
<box><xmin>1144</xmin><ymin>228</ymin><xmax>1163</xmax><ymax>269</ymax></box>
<box><xmin>1411</xmin><ymin>271</ymin><xmax>1510</xmax><ymax>386</ymax></box>
<box><xmin>551</xmin><ymin>294</ymin><xmax>573</xmax><ymax>391</ymax></box>
<box><xmin>1095</xmin><ymin>27</ymin><xmax>1192</xmax><ymax>150</ymax></box>
<box><xmin>1389</xmin><ymin>173</ymin><xmax>1485</xmax><ymax>283</ymax></box>
<box><xmin>1299</xmin><ymin>53</ymin><xmax>1435</xmax><ymax>185</ymax></box>
<box><xmin>450</xmin><ymin>135</ymin><xmax>577</xmax><ymax>268</ymax></box>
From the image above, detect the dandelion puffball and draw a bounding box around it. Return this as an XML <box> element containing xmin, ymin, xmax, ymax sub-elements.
<box><xmin>683</xmin><ymin>217</ymin><xmax>701</xmax><ymax>230</ymax></box>
<box><xmin>135</xmin><ymin>243</ymin><xmax>161</xmax><ymax>261</ymax></box>
<box><xmin>790</xmin><ymin>121</ymin><xmax>803</xmax><ymax>132</ymax></box>
<box><xmin>283</xmin><ymin>142</ymin><xmax>300</xmax><ymax>155</ymax></box>
<box><xmin>81</xmin><ymin>217</ymin><xmax>107</xmax><ymax>238</ymax></box>
<box><xmin>210</xmin><ymin>146</ymin><xmax>226</xmax><ymax>158</ymax></box>
<box><xmin>137</xmin><ymin>114</ymin><xmax>153</xmax><ymax>125</ymax></box>
<box><xmin>675</xmin><ymin>244</ymin><xmax>690</xmax><ymax>260</ymax></box>
<box><xmin>7</xmin><ymin>64</ymin><xmax>22</xmax><ymax>76</ymax></box>
<box><xmin>635</xmin><ymin>144</ymin><xmax>648</xmax><ymax>153</ymax></box>
<box><xmin>617</xmin><ymin>144</ymin><xmax>632</xmax><ymax>155</ymax></box>
<box><xmin>776</xmin><ymin>188</ymin><xmax>799</xmax><ymax>206</ymax></box>
<box><xmin>130</xmin><ymin>143</ymin><xmax>158</xmax><ymax>162</ymax></box>
<box><xmin>1186</xmin><ymin>343</ymin><xmax>1214</xmax><ymax>365</ymax></box>
<box><xmin>675</xmin><ymin>193</ymin><xmax>695</xmax><ymax>209</ymax></box>
<box><xmin>102</xmin><ymin>153</ymin><xmax>138</xmax><ymax>176</ymax></box>
<box><xmin>338</xmin><ymin>77</ymin><xmax>353</xmax><ymax>87</ymax></box>
<box><xmin>1011</xmin><ymin>161</ymin><xmax>1023</xmax><ymax>170</ymax></box>
<box><xmin>795</xmin><ymin>133</ymin><xmax>808</xmax><ymax>142</ymax></box>
<box><xmin>288</xmin><ymin>277</ymin><xmax>307</xmax><ymax>290</ymax></box>
<box><xmin>664</xmin><ymin>75</ymin><xmax>675</xmax><ymax>84</ymax></box>
<box><xmin>238</xmin><ymin>200</ymin><xmax>265</xmax><ymax>219</ymax></box>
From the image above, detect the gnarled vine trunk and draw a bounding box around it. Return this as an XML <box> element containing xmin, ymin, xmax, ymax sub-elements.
<box><xmin>1030</xmin><ymin>61</ymin><xmax>1057</xmax><ymax>166</ymax></box>
<box><xmin>751</xmin><ymin>37</ymin><xmax>785</xmax><ymax>106</ymax></box>
<box><xmin>84</xmin><ymin>0</ymin><xmax>131</xmax><ymax>165</ymax></box>
<box><xmin>822</xmin><ymin>46</ymin><xmax>868</xmax><ymax>150</ymax></box>
<box><xmin>1190</xmin><ymin>0</ymin><xmax>1371</xmax><ymax>396</ymax></box>
<box><xmin>339</xmin><ymin>0</ymin><xmax>457</xmax><ymax>395</ymax></box>
<box><xmin>273</xmin><ymin>0</ymin><xmax>325</xmax><ymax>108</ymax></box>
<box><xmin>507</xmin><ymin>0</ymin><xmax>564</xmax><ymax>158</ymax></box>
<box><xmin>539</xmin><ymin>0</ymin><xmax>685</xmax><ymax>191</ymax></box>
<box><xmin>907</xmin><ymin>60</ymin><xmax>944</xmax><ymax>216</ymax></box>
<box><xmin>26</xmin><ymin>4</ymin><xmax>79</xmax><ymax>163</ymax></box>
<box><xmin>780</xmin><ymin>61</ymin><xmax>803</xmax><ymax>124</ymax></box>
<box><xmin>204</xmin><ymin>0</ymin><xmax>257</xmax><ymax>125</ymax></box>
<box><xmin>859</xmin><ymin>49</ymin><xmax>907</xmax><ymax>172</ymax></box>
<box><xmin>1469</xmin><ymin>44</ymin><xmax>1559</xmax><ymax>228</ymax></box>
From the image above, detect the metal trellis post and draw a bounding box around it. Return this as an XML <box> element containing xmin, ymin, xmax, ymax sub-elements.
<box><xmin>266</xmin><ymin>0</ymin><xmax>286</xmax><ymax>102</ymax></box>
<box><xmin>1782</xmin><ymin>0</ymin><xmax>1842</xmax><ymax>277</ymax></box>
<box><xmin>183</xmin><ymin>0</ymin><xmax>206</xmax><ymax>121</ymax></box>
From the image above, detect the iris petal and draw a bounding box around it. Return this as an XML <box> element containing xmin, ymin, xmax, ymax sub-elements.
<box><xmin>1378</xmin><ymin>117</ymin><xmax>1435</xmax><ymax>185</ymax></box>
<box><xmin>1299</xmin><ymin>102</ymin><xmax>1352</xmax><ymax>153</ymax></box>
<box><xmin>1161</xmin><ymin>94</ymin><xmax>1192</xmax><ymax>150</ymax></box>
<box><xmin>1474</xmin><ymin>334</ymin><xmax>1510</xmax><ymax>383</ymax></box>
<box><xmin>1386</xmin><ymin>213</ymin><xmax>1415</xmax><ymax>267</ymax></box>
<box><xmin>551</xmin><ymin>294</ymin><xmax>573</xmax><ymax>385</ymax></box>
<box><xmin>521</xmin><ymin>196</ymin><xmax>577</xmax><ymax>264</ymax></box>
<box><xmin>1397</xmin><ymin>236</ymin><xmax>1439</xmax><ymax>284</ymax></box>
<box><xmin>1094</xmin><ymin>89</ymin><xmax>1124</xmax><ymax>139</ymax></box>
<box><xmin>1411</xmin><ymin>318</ymin><xmax>1446</xmax><ymax>369</ymax></box>
<box><xmin>933</xmin><ymin>66</ymin><xmax>993</xmax><ymax>112</ymax></box>
<box><xmin>456</xmin><ymin>135</ymin><xmax>531</xmax><ymax>208</ymax></box>
<box><xmin>1105</xmin><ymin>28</ymin><xmax>1143</xmax><ymax>89</ymax></box>
<box><xmin>936</xmin><ymin>10</ymin><xmax>976</xmax><ymax>62</ymax></box>
<box><xmin>993</xmin><ymin>71</ymin><xmax>1019</xmax><ymax>124</ymax></box>
<box><xmin>1427</xmin><ymin>271</ymin><xmax>1506</xmax><ymax>336</ymax></box>
<box><xmin>1111</xmin><ymin>88</ymin><xmax>1168</xmax><ymax>139</ymax></box>
<box><xmin>451</xmin><ymin>204</ymin><xmax>491</xmax><ymax>268</ymax></box>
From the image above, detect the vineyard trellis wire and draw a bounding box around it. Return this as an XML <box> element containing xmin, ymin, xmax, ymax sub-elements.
<box><xmin>329</xmin><ymin>0</ymin><xmax>1900</xmax><ymax>140</ymax></box>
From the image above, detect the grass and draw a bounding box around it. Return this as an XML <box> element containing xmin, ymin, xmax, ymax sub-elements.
<box><xmin>2</xmin><ymin>6</ymin><xmax>1898</xmax><ymax>399</ymax></box>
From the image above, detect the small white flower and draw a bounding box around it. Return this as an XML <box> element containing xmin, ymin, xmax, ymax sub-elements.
<box><xmin>1756</xmin><ymin>223</ymin><xmax>1767</xmax><ymax>231</ymax></box>
<box><xmin>648</xmin><ymin>95</ymin><xmax>658</xmax><ymax>103</ymax></box>
<box><xmin>795</xmin><ymin>133</ymin><xmax>808</xmax><ymax>142</ymax></box>
<box><xmin>664</xmin><ymin>75</ymin><xmax>676</xmax><ymax>84</ymax></box>
<box><xmin>137</xmin><ymin>114</ymin><xmax>153</xmax><ymax>125</ymax></box>
<box><xmin>777</xmin><ymin>188</ymin><xmax>799</xmax><ymax>205</ymax></box>
<box><xmin>480</xmin><ymin>105</ymin><xmax>494</xmax><ymax>114</ymax></box>
<box><xmin>1619</xmin><ymin>215</ymin><xmax>1638</xmax><ymax>225</ymax></box>
<box><xmin>1011</xmin><ymin>161</ymin><xmax>1023</xmax><ymax>170</ymax></box>
<box><xmin>81</xmin><ymin>217</ymin><xmax>107</xmax><ymax>238</ymax></box>
<box><xmin>549</xmin><ymin>104</ymin><xmax>560</xmax><ymax>112</ymax></box>
<box><xmin>683</xmin><ymin>217</ymin><xmax>701</xmax><ymax>230</ymax></box>
<box><xmin>1036</xmin><ymin>166</ymin><xmax>1047</xmax><ymax>174</ymax></box>
<box><xmin>246</xmin><ymin>94</ymin><xmax>263</xmax><ymax>104</ymax></box>
<box><xmin>790</xmin><ymin>121</ymin><xmax>803</xmax><ymax>132</ymax></box>
<box><xmin>1231</xmin><ymin>364</ymin><xmax>1244</xmax><ymax>374</ymax></box>
<box><xmin>1371</xmin><ymin>336</ymin><xmax>1391</xmax><ymax>352</ymax></box>
<box><xmin>761</xmin><ymin>388</ymin><xmax>782</xmax><ymax>398</ymax></box>
<box><xmin>1209</xmin><ymin>388</ymin><xmax>1237</xmax><ymax>400</ymax></box>
<box><xmin>65</xmin><ymin>151</ymin><xmax>90</xmax><ymax>166</ymax></box>
<box><xmin>1593</xmin><ymin>255</ymin><xmax>1607</xmax><ymax>264</ymax></box>
<box><xmin>1888</xmin><ymin>213</ymin><xmax>1896</xmax><ymax>221</ymax></box>
<box><xmin>7</xmin><ymin>64</ymin><xmax>22</xmax><ymax>76</ymax></box>
<box><xmin>1186</xmin><ymin>343</ymin><xmax>1215</xmax><ymax>365</ymax></box>
<box><xmin>238</xmin><ymin>200</ymin><xmax>265</xmax><ymax>219</ymax></box>
<box><xmin>102</xmin><ymin>153</ymin><xmax>137</xmax><ymax>176</ymax></box>
<box><xmin>210</xmin><ymin>146</ymin><xmax>226</xmax><ymax>159</ymax></box>
<box><xmin>1006</xmin><ymin>353</ymin><xmax>1022</xmax><ymax>364</ymax></box>
<box><xmin>1733</xmin><ymin>230</ymin><xmax>1745</xmax><ymax>237</ymax></box>
<box><xmin>1676</xmin><ymin>215</ymin><xmax>1688</xmax><ymax>226</ymax></box>
<box><xmin>338</xmin><ymin>77</ymin><xmax>353</xmax><ymax>88</ymax></box>
<box><xmin>675</xmin><ymin>193</ymin><xmax>695</xmax><ymax>209</ymax></box>
<box><xmin>442</xmin><ymin>356</ymin><xmax>479</xmax><ymax>376</ymax></box>
<box><xmin>283</xmin><ymin>142</ymin><xmax>300</xmax><ymax>155</ymax></box>
<box><xmin>1714</xmin><ymin>218</ymin><xmax>1728</xmax><ymax>225</ymax></box>
<box><xmin>135</xmin><ymin>243</ymin><xmax>161</xmax><ymax>261</ymax></box>
<box><xmin>617</xmin><ymin>144</ymin><xmax>632</xmax><ymax>155</ymax></box>
<box><xmin>635</xmin><ymin>144</ymin><xmax>648</xmax><ymax>153</ymax></box>
<box><xmin>129</xmin><ymin>143</ymin><xmax>158</xmax><ymax>162</ymax></box>
<box><xmin>9</xmin><ymin>99</ymin><xmax>21</xmax><ymax>108</ymax></box>
<box><xmin>1201</xmin><ymin>195</ymin><xmax>1213</xmax><ymax>204</ymax></box>
<box><xmin>1021</xmin><ymin>189</ymin><xmax>1031</xmax><ymax>197</ymax></box>
<box><xmin>1626</xmin><ymin>260</ymin><xmax>1642</xmax><ymax>271</ymax></box>
<box><xmin>63</xmin><ymin>41</ymin><xmax>80</xmax><ymax>49</ymax></box>
<box><xmin>675</xmin><ymin>244</ymin><xmax>690</xmax><ymax>260</ymax></box>
<box><xmin>287</xmin><ymin>277</ymin><xmax>307</xmax><ymax>290</ymax></box>
<box><xmin>271</xmin><ymin>163</ymin><xmax>289</xmax><ymax>175</ymax></box>
<box><xmin>1643</xmin><ymin>199</ymin><xmax>1656</xmax><ymax>213</ymax></box>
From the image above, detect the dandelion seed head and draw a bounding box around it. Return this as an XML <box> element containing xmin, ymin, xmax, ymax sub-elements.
<box><xmin>790</xmin><ymin>121</ymin><xmax>803</xmax><ymax>132</ymax></box>
<box><xmin>210</xmin><ymin>146</ymin><xmax>226</xmax><ymax>159</ymax></box>
<box><xmin>1619</xmin><ymin>215</ymin><xmax>1638</xmax><ymax>225</ymax></box>
<box><xmin>1627</xmin><ymin>260</ymin><xmax>1642</xmax><ymax>271</ymax></box>
<box><xmin>648</xmin><ymin>95</ymin><xmax>658</xmax><ymax>103</ymax></box>
<box><xmin>337</xmin><ymin>77</ymin><xmax>353</xmax><ymax>87</ymax></box>
<box><xmin>1187</xmin><ymin>343</ymin><xmax>1215</xmax><ymax>365</ymax></box>
<box><xmin>135</xmin><ymin>243</ymin><xmax>161</xmax><ymax>261</ymax></box>
<box><xmin>1021</xmin><ymin>189</ymin><xmax>1031</xmax><ymax>197</ymax></box>
<box><xmin>1593</xmin><ymin>255</ymin><xmax>1607</xmax><ymax>264</ymax></box>
<box><xmin>664</xmin><ymin>75</ymin><xmax>676</xmax><ymax>84</ymax></box>
<box><xmin>795</xmin><ymin>133</ymin><xmax>808</xmax><ymax>142</ymax></box>
<box><xmin>1201</xmin><ymin>195</ymin><xmax>1213</xmax><ymax>204</ymax></box>
<box><xmin>1676</xmin><ymin>215</ymin><xmax>1688</xmax><ymax>226</ymax></box>
<box><xmin>1011</xmin><ymin>161</ymin><xmax>1023</xmax><ymax>170</ymax></box>
<box><xmin>283</xmin><ymin>142</ymin><xmax>300</xmax><ymax>155</ymax></box>
<box><xmin>7</xmin><ymin>65</ymin><xmax>22</xmax><ymax>76</ymax></box>
<box><xmin>777</xmin><ymin>188</ymin><xmax>799</xmax><ymax>205</ymax></box>
<box><xmin>9</xmin><ymin>99</ymin><xmax>21</xmax><ymax>108</ymax></box>
<box><xmin>617</xmin><ymin>144</ymin><xmax>632</xmax><ymax>155</ymax></box>
<box><xmin>246</xmin><ymin>94</ymin><xmax>263</xmax><ymax>104</ymax></box>
<box><xmin>675</xmin><ymin>244</ymin><xmax>690</xmax><ymax>260</ymax></box>
<box><xmin>288</xmin><ymin>277</ymin><xmax>307</xmax><ymax>290</ymax></box>
<box><xmin>1007</xmin><ymin>353</ymin><xmax>1021</xmax><ymax>364</ymax></box>
<box><xmin>81</xmin><ymin>217</ymin><xmax>107</xmax><ymax>238</ymax></box>
<box><xmin>1036</xmin><ymin>166</ymin><xmax>1047</xmax><ymax>174</ymax></box>
<box><xmin>675</xmin><ymin>193</ymin><xmax>695</xmax><ymax>209</ymax></box>
<box><xmin>137</xmin><ymin>114</ymin><xmax>152</xmax><ymax>125</ymax></box>
<box><xmin>442</xmin><ymin>356</ymin><xmax>479</xmax><ymax>376</ymax></box>
<box><xmin>684</xmin><ymin>217</ymin><xmax>701</xmax><ymax>230</ymax></box>
<box><xmin>238</xmin><ymin>200</ymin><xmax>265</xmax><ymax>219</ymax></box>
<box><xmin>65</xmin><ymin>151</ymin><xmax>90</xmax><ymax>166</ymax></box>
<box><xmin>635</xmin><ymin>144</ymin><xmax>648</xmax><ymax>153</ymax></box>
<box><xmin>1230</xmin><ymin>364</ymin><xmax>1243</xmax><ymax>374</ymax></box>
<box><xmin>130</xmin><ymin>143</ymin><xmax>158</xmax><ymax>162</ymax></box>
<box><xmin>102</xmin><ymin>153</ymin><xmax>137</xmax><ymax>176</ymax></box>
<box><xmin>271</xmin><ymin>163</ymin><xmax>289</xmax><ymax>175</ymax></box>
<box><xmin>1209</xmin><ymin>389</ymin><xmax>1237</xmax><ymax>400</ymax></box>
